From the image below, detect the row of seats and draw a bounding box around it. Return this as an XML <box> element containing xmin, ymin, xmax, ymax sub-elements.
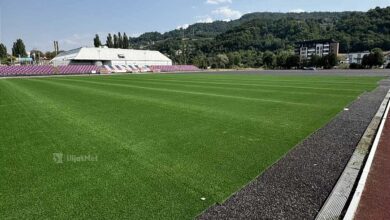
<box><xmin>57</xmin><ymin>65</ymin><xmax>100</xmax><ymax>75</ymax></box>
<box><xmin>0</xmin><ymin>65</ymin><xmax>101</xmax><ymax>77</ymax></box>
<box><xmin>104</xmin><ymin>65</ymin><xmax>200</xmax><ymax>73</ymax></box>
<box><xmin>0</xmin><ymin>64</ymin><xmax>201</xmax><ymax>77</ymax></box>
<box><xmin>149</xmin><ymin>65</ymin><xmax>200</xmax><ymax>72</ymax></box>
<box><xmin>0</xmin><ymin>65</ymin><xmax>55</xmax><ymax>76</ymax></box>
<box><xmin>103</xmin><ymin>65</ymin><xmax>151</xmax><ymax>73</ymax></box>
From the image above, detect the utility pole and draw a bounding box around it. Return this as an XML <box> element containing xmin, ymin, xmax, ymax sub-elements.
<box><xmin>0</xmin><ymin>5</ymin><xmax>2</xmax><ymax>65</ymax></box>
<box><xmin>0</xmin><ymin>5</ymin><xmax>2</xmax><ymax>44</ymax></box>
<box><xmin>54</xmin><ymin>41</ymin><xmax>59</xmax><ymax>56</ymax></box>
<box><xmin>181</xmin><ymin>28</ymin><xmax>187</xmax><ymax>65</ymax></box>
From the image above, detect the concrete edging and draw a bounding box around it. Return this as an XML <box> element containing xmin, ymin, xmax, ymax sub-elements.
<box><xmin>316</xmin><ymin>89</ymin><xmax>390</xmax><ymax>220</ymax></box>
<box><xmin>343</xmin><ymin>90</ymin><xmax>390</xmax><ymax>220</ymax></box>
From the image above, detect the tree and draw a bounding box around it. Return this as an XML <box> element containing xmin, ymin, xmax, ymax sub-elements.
<box><xmin>227</xmin><ymin>52</ymin><xmax>242</xmax><ymax>67</ymax></box>
<box><xmin>362</xmin><ymin>49</ymin><xmax>385</xmax><ymax>68</ymax></box>
<box><xmin>310</xmin><ymin>55</ymin><xmax>321</xmax><ymax>67</ymax></box>
<box><xmin>371</xmin><ymin>48</ymin><xmax>385</xmax><ymax>66</ymax></box>
<box><xmin>12</xmin><ymin>39</ymin><xmax>27</xmax><ymax>57</ymax></box>
<box><xmin>191</xmin><ymin>54</ymin><xmax>208</xmax><ymax>69</ymax></box>
<box><xmin>362</xmin><ymin>54</ymin><xmax>372</xmax><ymax>68</ymax></box>
<box><xmin>285</xmin><ymin>55</ymin><xmax>300</xmax><ymax>69</ymax></box>
<box><xmin>263</xmin><ymin>51</ymin><xmax>276</xmax><ymax>68</ymax></box>
<box><xmin>321</xmin><ymin>54</ymin><xmax>338</xmax><ymax>69</ymax></box>
<box><xmin>240</xmin><ymin>50</ymin><xmax>261</xmax><ymax>68</ymax></box>
<box><xmin>216</xmin><ymin>54</ymin><xmax>229</xmax><ymax>68</ymax></box>
<box><xmin>232</xmin><ymin>52</ymin><xmax>242</xmax><ymax>66</ymax></box>
<box><xmin>106</xmin><ymin>34</ymin><xmax>114</xmax><ymax>48</ymax></box>
<box><xmin>123</xmin><ymin>33</ymin><xmax>129</xmax><ymax>49</ymax></box>
<box><xmin>276</xmin><ymin>51</ymin><xmax>290</xmax><ymax>69</ymax></box>
<box><xmin>0</xmin><ymin>43</ymin><xmax>7</xmax><ymax>59</ymax></box>
<box><xmin>118</xmin><ymin>32</ymin><xmax>123</xmax><ymax>49</ymax></box>
<box><xmin>44</xmin><ymin>51</ymin><xmax>58</xmax><ymax>60</ymax></box>
<box><xmin>94</xmin><ymin>34</ymin><xmax>102</xmax><ymax>47</ymax></box>
<box><xmin>113</xmin><ymin>34</ymin><xmax>119</xmax><ymax>48</ymax></box>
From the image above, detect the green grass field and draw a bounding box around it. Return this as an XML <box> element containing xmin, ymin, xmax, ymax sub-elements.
<box><xmin>0</xmin><ymin>73</ymin><xmax>382</xmax><ymax>219</ymax></box>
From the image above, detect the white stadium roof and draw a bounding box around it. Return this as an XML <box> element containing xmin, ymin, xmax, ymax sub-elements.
<box><xmin>51</xmin><ymin>47</ymin><xmax>172</xmax><ymax>66</ymax></box>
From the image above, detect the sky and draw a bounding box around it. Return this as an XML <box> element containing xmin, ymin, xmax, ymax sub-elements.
<box><xmin>0</xmin><ymin>0</ymin><xmax>389</xmax><ymax>52</ymax></box>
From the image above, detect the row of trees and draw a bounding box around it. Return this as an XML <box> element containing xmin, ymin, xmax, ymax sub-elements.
<box><xmin>0</xmin><ymin>39</ymin><xmax>27</xmax><ymax>58</ymax></box>
<box><xmin>93</xmin><ymin>33</ymin><xmax>130</xmax><ymax>49</ymax></box>
<box><xmin>362</xmin><ymin>48</ymin><xmax>385</xmax><ymax>68</ymax></box>
<box><xmin>1</xmin><ymin>39</ymin><xmax>28</xmax><ymax>64</ymax></box>
<box><xmin>191</xmin><ymin>50</ymin><xmax>311</xmax><ymax>70</ymax></box>
<box><xmin>1</xmin><ymin>39</ymin><xmax>61</xmax><ymax>65</ymax></box>
<box><xmin>0</xmin><ymin>43</ymin><xmax>7</xmax><ymax>59</ymax></box>
<box><xmin>302</xmin><ymin>54</ymin><xmax>339</xmax><ymax>69</ymax></box>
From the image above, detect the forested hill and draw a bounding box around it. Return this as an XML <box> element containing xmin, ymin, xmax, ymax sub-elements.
<box><xmin>128</xmin><ymin>7</ymin><xmax>390</xmax><ymax>65</ymax></box>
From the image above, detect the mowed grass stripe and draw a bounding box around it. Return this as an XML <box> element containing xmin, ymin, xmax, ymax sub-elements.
<box><xmin>134</xmin><ymin>74</ymin><xmax>381</xmax><ymax>88</ymax></box>
<box><xmin>161</xmin><ymin>73</ymin><xmax>382</xmax><ymax>84</ymax></box>
<box><xmin>49</xmin><ymin>77</ymin><xmax>323</xmax><ymax>107</ymax></box>
<box><xmin>27</xmin><ymin>77</ymin><xmax>319</xmax><ymax>127</ymax></box>
<box><xmin>0</xmin><ymin>74</ymin><xmax>382</xmax><ymax>219</ymax></box>
<box><xmin>110</xmin><ymin>76</ymin><xmax>369</xmax><ymax>92</ymax></box>
<box><xmin>35</xmin><ymin>76</ymin><xmax>351</xmax><ymax>128</ymax></box>
<box><xmin>85</xmin><ymin>76</ymin><xmax>362</xmax><ymax>99</ymax></box>
<box><xmin>43</xmin><ymin>75</ymin><xmax>362</xmax><ymax>109</ymax></box>
<box><xmin>153</xmin><ymin>74</ymin><xmax>381</xmax><ymax>86</ymax></box>
<box><xmin>77</xmin><ymin>75</ymin><xmax>365</xmax><ymax>107</ymax></box>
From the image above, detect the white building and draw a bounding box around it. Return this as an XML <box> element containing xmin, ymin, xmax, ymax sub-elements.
<box><xmin>51</xmin><ymin>47</ymin><xmax>172</xmax><ymax>67</ymax></box>
<box><xmin>345</xmin><ymin>52</ymin><xmax>370</xmax><ymax>64</ymax></box>
<box><xmin>295</xmin><ymin>39</ymin><xmax>339</xmax><ymax>60</ymax></box>
<box><xmin>385</xmin><ymin>52</ymin><xmax>390</xmax><ymax>67</ymax></box>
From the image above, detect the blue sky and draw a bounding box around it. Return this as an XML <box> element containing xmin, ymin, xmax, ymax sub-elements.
<box><xmin>0</xmin><ymin>0</ymin><xmax>389</xmax><ymax>52</ymax></box>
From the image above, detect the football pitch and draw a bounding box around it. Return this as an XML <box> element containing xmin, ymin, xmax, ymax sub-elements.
<box><xmin>0</xmin><ymin>73</ymin><xmax>382</xmax><ymax>219</ymax></box>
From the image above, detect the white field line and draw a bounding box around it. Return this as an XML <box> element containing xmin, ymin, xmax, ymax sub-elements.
<box><xmin>344</xmin><ymin>91</ymin><xmax>390</xmax><ymax>220</ymax></box>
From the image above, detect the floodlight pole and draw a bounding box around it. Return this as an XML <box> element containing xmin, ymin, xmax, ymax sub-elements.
<box><xmin>0</xmin><ymin>5</ymin><xmax>2</xmax><ymax>43</ymax></box>
<box><xmin>0</xmin><ymin>5</ymin><xmax>2</xmax><ymax>65</ymax></box>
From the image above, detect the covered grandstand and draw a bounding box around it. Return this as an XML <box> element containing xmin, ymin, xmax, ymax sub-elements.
<box><xmin>51</xmin><ymin>47</ymin><xmax>172</xmax><ymax>67</ymax></box>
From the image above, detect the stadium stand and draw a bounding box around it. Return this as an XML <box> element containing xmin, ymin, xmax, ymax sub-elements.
<box><xmin>0</xmin><ymin>65</ymin><xmax>100</xmax><ymax>77</ymax></box>
<box><xmin>0</xmin><ymin>64</ymin><xmax>201</xmax><ymax>77</ymax></box>
<box><xmin>57</xmin><ymin>65</ymin><xmax>100</xmax><ymax>75</ymax></box>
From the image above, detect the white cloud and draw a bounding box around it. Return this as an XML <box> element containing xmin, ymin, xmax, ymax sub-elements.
<box><xmin>176</xmin><ymin>24</ymin><xmax>190</xmax><ymax>30</ymax></box>
<box><xmin>206</xmin><ymin>0</ymin><xmax>232</xmax><ymax>5</ymax></box>
<box><xmin>290</xmin><ymin>9</ymin><xmax>306</xmax><ymax>13</ymax></box>
<box><xmin>196</xmin><ymin>15</ymin><xmax>214</xmax><ymax>23</ymax></box>
<box><xmin>197</xmin><ymin>17</ymin><xmax>214</xmax><ymax>23</ymax></box>
<box><xmin>130</xmin><ymin>33</ymin><xmax>142</xmax><ymax>38</ymax></box>
<box><xmin>212</xmin><ymin>6</ymin><xmax>242</xmax><ymax>20</ymax></box>
<box><xmin>58</xmin><ymin>33</ymin><xmax>94</xmax><ymax>49</ymax></box>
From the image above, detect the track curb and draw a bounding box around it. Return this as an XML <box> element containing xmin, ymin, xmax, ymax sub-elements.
<box><xmin>316</xmin><ymin>89</ymin><xmax>390</xmax><ymax>220</ymax></box>
<box><xmin>343</xmin><ymin>90</ymin><xmax>390</xmax><ymax>220</ymax></box>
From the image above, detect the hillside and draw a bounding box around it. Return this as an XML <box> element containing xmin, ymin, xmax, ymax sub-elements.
<box><xmin>128</xmin><ymin>7</ymin><xmax>390</xmax><ymax>67</ymax></box>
